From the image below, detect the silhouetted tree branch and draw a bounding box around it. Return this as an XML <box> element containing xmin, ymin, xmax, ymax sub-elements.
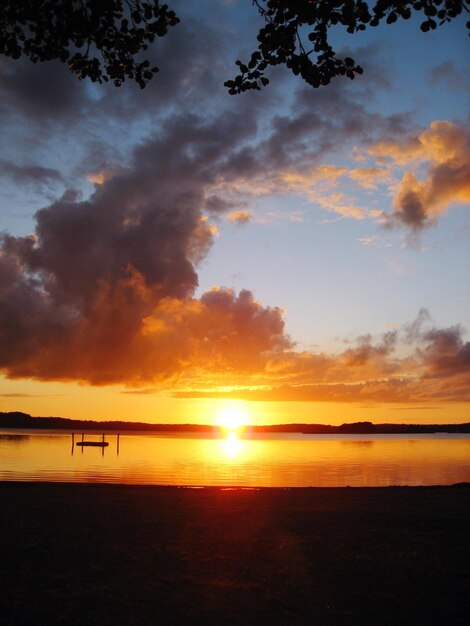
<box><xmin>0</xmin><ymin>0</ymin><xmax>179</xmax><ymax>88</ymax></box>
<box><xmin>0</xmin><ymin>1</ymin><xmax>468</xmax><ymax>91</ymax></box>
<box><xmin>225</xmin><ymin>0</ymin><xmax>470</xmax><ymax>94</ymax></box>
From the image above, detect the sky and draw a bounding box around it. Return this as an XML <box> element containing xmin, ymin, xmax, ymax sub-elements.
<box><xmin>0</xmin><ymin>1</ymin><xmax>469</xmax><ymax>426</ymax></box>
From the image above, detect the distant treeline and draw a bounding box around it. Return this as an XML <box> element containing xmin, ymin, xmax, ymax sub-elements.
<box><xmin>0</xmin><ymin>412</ymin><xmax>214</xmax><ymax>433</ymax></box>
<box><xmin>1</xmin><ymin>412</ymin><xmax>470</xmax><ymax>434</ymax></box>
<box><xmin>251</xmin><ymin>421</ymin><xmax>470</xmax><ymax>434</ymax></box>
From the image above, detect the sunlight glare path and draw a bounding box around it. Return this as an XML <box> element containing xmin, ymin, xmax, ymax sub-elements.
<box><xmin>221</xmin><ymin>431</ymin><xmax>243</xmax><ymax>459</ymax></box>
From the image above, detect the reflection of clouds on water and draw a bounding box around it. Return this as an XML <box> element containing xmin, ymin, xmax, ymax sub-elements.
<box><xmin>341</xmin><ymin>440</ymin><xmax>374</xmax><ymax>448</ymax></box>
<box><xmin>0</xmin><ymin>434</ymin><xmax>30</xmax><ymax>444</ymax></box>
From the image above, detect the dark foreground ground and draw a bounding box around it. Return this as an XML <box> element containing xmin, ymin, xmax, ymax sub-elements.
<box><xmin>1</xmin><ymin>483</ymin><xmax>469</xmax><ymax>625</ymax></box>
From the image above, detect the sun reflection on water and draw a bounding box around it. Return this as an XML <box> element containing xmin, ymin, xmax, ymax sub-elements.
<box><xmin>221</xmin><ymin>431</ymin><xmax>243</xmax><ymax>460</ymax></box>
<box><xmin>1</xmin><ymin>431</ymin><xmax>469</xmax><ymax>486</ymax></box>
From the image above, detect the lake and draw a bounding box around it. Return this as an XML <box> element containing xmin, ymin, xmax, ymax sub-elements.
<box><xmin>0</xmin><ymin>430</ymin><xmax>469</xmax><ymax>487</ymax></box>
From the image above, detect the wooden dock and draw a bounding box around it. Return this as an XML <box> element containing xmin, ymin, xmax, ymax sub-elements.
<box><xmin>76</xmin><ymin>441</ymin><xmax>109</xmax><ymax>447</ymax></box>
<box><xmin>71</xmin><ymin>432</ymin><xmax>119</xmax><ymax>455</ymax></box>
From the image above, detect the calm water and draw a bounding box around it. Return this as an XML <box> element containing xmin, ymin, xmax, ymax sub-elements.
<box><xmin>0</xmin><ymin>430</ymin><xmax>469</xmax><ymax>487</ymax></box>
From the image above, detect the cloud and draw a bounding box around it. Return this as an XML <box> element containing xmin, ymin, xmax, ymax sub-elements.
<box><xmin>120</xmin><ymin>388</ymin><xmax>159</xmax><ymax>395</ymax></box>
<box><xmin>370</xmin><ymin>121</ymin><xmax>470</xmax><ymax>232</ymax></box>
<box><xmin>403</xmin><ymin>307</ymin><xmax>432</xmax><ymax>342</ymax></box>
<box><xmin>1</xmin><ymin>109</ymin><xmax>468</xmax><ymax>398</ymax></box>
<box><xmin>0</xmin><ymin>112</ymin><xmax>291</xmax><ymax>386</ymax></box>
<box><xmin>255</xmin><ymin>118</ymin><xmax>470</xmax><ymax>233</ymax></box>
<box><xmin>174</xmin><ymin>372</ymin><xmax>470</xmax><ymax>404</ymax></box>
<box><xmin>1</xmin><ymin>131</ymin><xmax>468</xmax><ymax>402</ymax></box>
<box><xmin>341</xmin><ymin>331</ymin><xmax>398</xmax><ymax>367</ymax></box>
<box><xmin>420</xmin><ymin>326</ymin><xmax>470</xmax><ymax>378</ymax></box>
<box><xmin>1</xmin><ymin>25</ymin><xmax>468</xmax><ymax>401</ymax></box>
<box><xmin>0</xmin><ymin>58</ymin><xmax>89</xmax><ymax>122</ymax></box>
<box><xmin>347</xmin><ymin>167</ymin><xmax>391</xmax><ymax>190</ymax></box>
<box><xmin>429</xmin><ymin>61</ymin><xmax>470</xmax><ymax>92</ymax></box>
<box><xmin>1</xmin><ymin>28</ymin><xmax>421</xmax><ymax>234</ymax></box>
<box><xmin>357</xmin><ymin>235</ymin><xmax>393</xmax><ymax>248</ymax></box>
<box><xmin>172</xmin><ymin>378</ymin><xmax>420</xmax><ymax>404</ymax></box>
<box><xmin>0</xmin><ymin>15</ymin><xmax>227</xmax><ymax>124</ymax></box>
<box><xmin>0</xmin><ymin>9</ymin><xmax>253</xmax><ymax>220</ymax></box>
<box><xmin>227</xmin><ymin>210</ymin><xmax>251</xmax><ymax>224</ymax></box>
<box><xmin>311</xmin><ymin>192</ymin><xmax>366</xmax><ymax>220</ymax></box>
<box><xmin>0</xmin><ymin>160</ymin><xmax>63</xmax><ymax>186</ymax></box>
<box><xmin>206</xmin><ymin>83</ymin><xmax>411</xmax><ymax>222</ymax></box>
<box><xmin>172</xmin><ymin>312</ymin><xmax>470</xmax><ymax>404</ymax></box>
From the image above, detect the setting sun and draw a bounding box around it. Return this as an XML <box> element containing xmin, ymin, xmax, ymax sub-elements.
<box><xmin>215</xmin><ymin>405</ymin><xmax>249</xmax><ymax>431</ymax></box>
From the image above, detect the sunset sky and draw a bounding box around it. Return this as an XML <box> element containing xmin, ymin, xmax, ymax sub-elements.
<box><xmin>0</xmin><ymin>1</ymin><xmax>469</xmax><ymax>426</ymax></box>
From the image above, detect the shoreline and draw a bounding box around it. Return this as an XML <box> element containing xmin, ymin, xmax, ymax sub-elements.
<box><xmin>1</xmin><ymin>480</ymin><xmax>470</xmax><ymax>489</ymax></box>
<box><xmin>2</xmin><ymin>411</ymin><xmax>470</xmax><ymax>434</ymax></box>
<box><xmin>1</xmin><ymin>482</ymin><xmax>469</xmax><ymax>625</ymax></box>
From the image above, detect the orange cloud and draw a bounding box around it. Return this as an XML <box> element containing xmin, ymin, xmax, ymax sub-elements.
<box><xmin>227</xmin><ymin>210</ymin><xmax>251</xmax><ymax>224</ymax></box>
<box><xmin>347</xmin><ymin>167</ymin><xmax>391</xmax><ymax>190</ymax></box>
<box><xmin>1</xmin><ymin>113</ymin><xmax>468</xmax><ymax>402</ymax></box>
<box><xmin>0</xmin><ymin>121</ymin><xmax>291</xmax><ymax>387</ymax></box>
<box><xmin>212</xmin><ymin>161</ymin><xmax>392</xmax><ymax>223</ymax></box>
<box><xmin>172</xmin><ymin>373</ymin><xmax>470</xmax><ymax>404</ymax></box>
<box><xmin>365</xmin><ymin>137</ymin><xmax>424</xmax><ymax>166</ymax></box>
<box><xmin>2</xmin><ymin>197</ymin><xmax>469</xmax><ymax>404</ymax></box>
<box><xmin>369</xmin><ymin>121</ymin><xmax>470</xmax><ymax>231</ymax></box>
<box><xmin>313</xmin><ymin>192</ymin><xmax>366</xmax><ymax>220</ymax></box>
<box><xmin>0</xmin><ymin>275</ymin><xmax>290</xmax><ymax>386</ymax></box>
<box><xmin>86</xmin><ymin>172</ymin><xmax>105</xmax><ymax>185</ymax></box>
<box><xmin>173</xmin><ymin>312</ymin><xmax>470</xmax><ymax>404</ymax></box>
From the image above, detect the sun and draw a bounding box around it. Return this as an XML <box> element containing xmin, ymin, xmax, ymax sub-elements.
<box><xmin>215</xmin><ymin>405</ymin><xmax>249</xmax><ymax>432</ymax></box>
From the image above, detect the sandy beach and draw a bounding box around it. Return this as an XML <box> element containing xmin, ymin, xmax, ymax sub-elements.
<box><xmin>1</xmin><ymin>483</ymin><xmax>469</xmax><ymax>625</ymax></box>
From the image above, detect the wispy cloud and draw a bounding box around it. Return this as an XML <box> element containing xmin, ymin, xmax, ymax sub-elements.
<box><xmin>0</xmin><ymin>159</ymin><xmax>63</xmax><ymax>186</ymax></box>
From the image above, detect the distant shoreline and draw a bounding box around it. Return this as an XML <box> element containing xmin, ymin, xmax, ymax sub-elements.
<box><xmin>1</xmin><ymin>410</ymin><xmax>470</xmax><ymax>434</ymax></box>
